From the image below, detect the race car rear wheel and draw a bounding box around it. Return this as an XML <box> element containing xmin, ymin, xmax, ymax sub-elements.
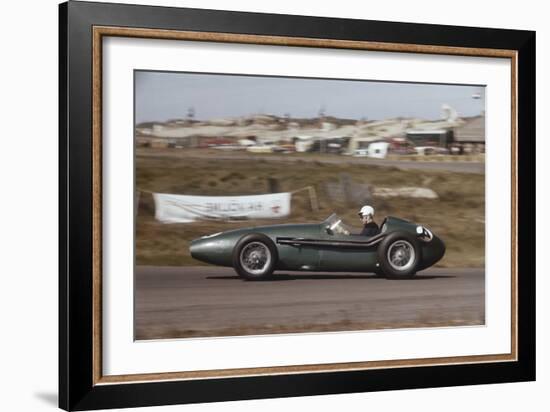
<box><xmin>377</xmin><ymin>231</ymin><xmax>421</xmax><ymax>279</ymax></box>
<box><xmin>233</xmin><ymin>233</ymin><xmax>278</xmax><ymax>281</ymax></box>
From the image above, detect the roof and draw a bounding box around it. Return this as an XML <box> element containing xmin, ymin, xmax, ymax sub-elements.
<box><xmin>453</xmin><ymin>115</ymin><xmax>485</xmax><ymax>142</ymax></box>
<box><xmin>406</xmin><ymin>129</ymin><xmax>448</xmax><ymax>135</ymax></box>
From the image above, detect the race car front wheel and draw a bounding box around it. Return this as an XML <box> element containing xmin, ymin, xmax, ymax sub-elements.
<box><xmin>232</xmin><ymin>233</ymin><xmax>278</xmax><ymax>281</ymax></box>
<box><xmin>377</xmin><ymin>232</ymin><xmax>421</xmax><ymax>279</ymax></box>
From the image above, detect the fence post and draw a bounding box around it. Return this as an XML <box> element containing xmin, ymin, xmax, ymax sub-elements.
<box><xmin>307</xmin><ymin>186</ymin><xmax>319</xmax><ymax>212</ymax></box>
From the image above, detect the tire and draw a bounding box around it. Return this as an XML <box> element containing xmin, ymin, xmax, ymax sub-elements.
<box><xmin>377</xmin><ymin>231</ymin><xmax>421</xmax><ymax>279</ymax></box>
<box><xmin>232</xmin><ymin>233</ymin><xmax>278</xmax><ymax>281</ymax></box>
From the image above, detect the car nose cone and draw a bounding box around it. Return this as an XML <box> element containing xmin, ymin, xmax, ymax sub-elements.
<box><xmin>431</xmin><ymin>235</ymin><xmax>446</xmax><ymax>265</ymax></box>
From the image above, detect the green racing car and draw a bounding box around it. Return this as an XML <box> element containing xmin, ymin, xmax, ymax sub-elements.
<box><xmin>190</xmin><ymin>213</ymin><xmax>445</xmax><ymax>280</ymax></box>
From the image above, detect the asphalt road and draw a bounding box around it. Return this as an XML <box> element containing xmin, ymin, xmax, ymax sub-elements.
<box><xmin>199</xmin><ymin>154</ymin><xmax>485</xmax><ymax>174</ymax></box>
<box><xmin>142</xmin><ymin>149</ymin><xmax>485</xmax><ymax>174</ymax></box>
<box><xmin>235</xmin><ymin>155</ymin><xmax>485</xmax><ymax>173</ymax></box>
<box><xmin>135</xmin><ymin>266</ymin><xmax>485</xmax><ymax>340</ymax></box>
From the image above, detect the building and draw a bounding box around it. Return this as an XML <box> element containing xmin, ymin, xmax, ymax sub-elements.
<box><xmin>405</xmin><ymin>129</ymin><xmax>455</xmax><ymax>148</ymax></box>
<box><xmin>452</xmin><ymin>115</ymin><xmax>485</xmax><ymax>154</ymax></box>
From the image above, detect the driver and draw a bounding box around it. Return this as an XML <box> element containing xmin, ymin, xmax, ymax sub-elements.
<box><xmin>358</xmin><ymin>205</ymin><xmax>380</xmax><ymax>236</ymax></box>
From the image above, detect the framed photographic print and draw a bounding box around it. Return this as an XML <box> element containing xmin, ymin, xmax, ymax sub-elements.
<box><xmin>59</xmin><ymin>1</ymin><xmax>535</xmax><ymax>410</ymax></box>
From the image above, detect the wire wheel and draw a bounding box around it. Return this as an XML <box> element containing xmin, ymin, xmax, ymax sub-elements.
<box><xmin>239</xmin><ymin>241</ymin><xmax>272</xmax><ymax>275</ymax></box>
<box><xmin>387</xmin><ymin>240</ymin><xmax>416</xmax><ymax>272</ymax></box>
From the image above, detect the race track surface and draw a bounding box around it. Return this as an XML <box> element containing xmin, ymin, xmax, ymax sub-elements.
<box><xmin>135</xmin><ymin>266</ymin><xmax>485</xmax><ymax>340</ymax></box>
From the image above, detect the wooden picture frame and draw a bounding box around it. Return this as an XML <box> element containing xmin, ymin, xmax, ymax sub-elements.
<box><xmin>59</xmin><ymin>1</ymin><xmax>535</xmax><ymax>410</ymax></box>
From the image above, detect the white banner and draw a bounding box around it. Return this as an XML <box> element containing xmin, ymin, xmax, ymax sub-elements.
<box><xmin>152</xmin><ymin>192</ymin><xmax>292</xmax><ymax>223</ymax></box>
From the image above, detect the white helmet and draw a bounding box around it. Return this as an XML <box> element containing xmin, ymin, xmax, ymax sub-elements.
<box><xmin>358</xmin><ymin>205</ymin><xmax>375</xmax><ymax>217</ymax></box>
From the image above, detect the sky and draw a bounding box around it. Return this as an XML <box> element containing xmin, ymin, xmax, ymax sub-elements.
<box><xmin>135</xmin><ymin>70</ymin><xmax>485</xmax><ymax>124</ymax></box>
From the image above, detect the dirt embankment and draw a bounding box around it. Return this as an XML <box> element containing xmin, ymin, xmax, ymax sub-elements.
<box><xmin>136</xmin><ymin>148</ymin><xmax>485</xmax><ymax>268</ymax></box>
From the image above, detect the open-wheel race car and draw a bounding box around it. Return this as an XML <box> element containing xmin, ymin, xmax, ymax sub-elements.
<box><xmin>190</xmin><ymin>213</ymin><xmax>445</xmax><ymax>280</ymax></box>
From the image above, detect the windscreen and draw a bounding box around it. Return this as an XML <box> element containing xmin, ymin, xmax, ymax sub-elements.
<box><xmin>323</xmin><ymin>213</ymin><xmax>352</xmax><ymax>236</ymax></box>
